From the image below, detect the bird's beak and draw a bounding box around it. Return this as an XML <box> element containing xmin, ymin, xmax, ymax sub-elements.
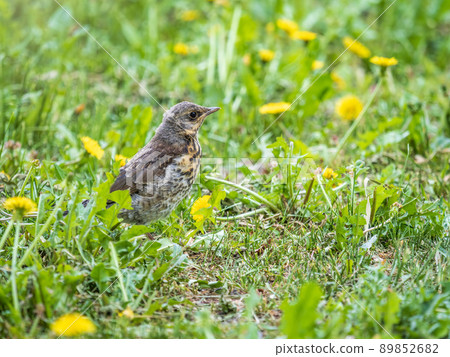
<box><xmin>205</xmin><ymin>107</ymin><xmax>220</xmax><ymax>116</ymax></box>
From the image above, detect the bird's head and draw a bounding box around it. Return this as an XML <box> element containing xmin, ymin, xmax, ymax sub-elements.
<box><xmin>162</xmin><ymin>101</ymin><xmax>220</xmax><ymax>137</ymax></box>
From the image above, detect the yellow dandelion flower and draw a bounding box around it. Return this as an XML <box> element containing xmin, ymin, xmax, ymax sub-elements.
<box><xmin>323</xmin><ymin>168</ymin><xmax>338</xmax><ymax>180</ymax></box>
<box><xmin>81</xmin><ymin>136</ymin><xmax>104</xmax><ymax>160</ymax></box>
<box><xmin>3</xmin><ymin>197</ymin><xmax>36</xmax><ymax>218</ymax></box>
<box><xmin>259</xmin><ymin>102</ymin><xmax>291</xmax><ymax>114</ymax></box>
<box><xmin>370</xmin><ymin>56</ymin><xmax>398</xmax><ymax>67</ymax></box>
<box><xmin>115</xmin><ymin>154</ymin><xmax>128</xmax><ymax>167</ymax></box>
<box><xmin>290</xmin><ymin>30</ymin><xmax>317</xmax><ymax>41</ymax></box>
<box><xmin>173</xmin><ymin>42</ymin><xmax>189</xmax><ymax>55</ymax></box>
<box><xmin>276</xmin><ymin>19</ymin><xmax>299</xmax><ymax>35</ymax></box>
<box><xmin>343</xmin><ymin>37</ymin><xmax>371</xmax><ymax>59</ymax></box>
<box><xmin>243</xmin><ymin>54</ymin><xmax>251</xmax><ymax>66</ymax></box>
<box><xmin>191</xmin><ymin>195</ymin><xmax>211</xmax><ymax>222</ymax></box>
<box><xmin>335</xmin><ymin>95</ymin><xmax>364</xmax><ymax>121</ymax></box>
<box><xmin>0</xmin><ymin>171</ymin><xmax>10</xmax><ymax>180</ymax></box>
<box><xmin>258</xmin><ymin>49</ymin><xmax>275</xmax><ymax>62</ymax></box>
<box><xmin>312</xmin><ymin>60</ymin><xmax>324</xmax><ymax>70</ymax></box>
<box><xmin>50</xmin><ymin>313</ymin><xmax>96</xmax><ymax>337</ymax></box>
<box><xmin>181</xmin><ymin>10</ymin><xmax>200</xmax><ymax>22</ymax></box>
<box><xmin>265</xmin><ymin>22</ymin><xmax>275</xmax><ymax>33</ymax></box>
<box><xmin>331</xmin><ymin>72</ymin><xmax>346</xmax><ymax>90</ymax></box>
<box><xmin>118</xmin><ymin>307</ymin><xmax>134</xmax><ymax>319</ymax></box>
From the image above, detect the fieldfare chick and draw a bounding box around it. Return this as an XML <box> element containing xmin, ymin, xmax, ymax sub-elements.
<box><xmin>109</xmin><ymin>101</ymin><xmax>220</xmax><ymax>225</ymax></box>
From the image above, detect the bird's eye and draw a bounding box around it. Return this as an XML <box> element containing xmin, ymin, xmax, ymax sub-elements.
<box><xmin>189</xmin><ymin>111</ymin><xmax>197</xmax><ymax>119</ymax></box>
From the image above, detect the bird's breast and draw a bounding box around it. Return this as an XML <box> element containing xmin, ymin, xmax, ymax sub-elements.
<box><xmin>178</xmin><ymin>138</ymin><xmax>201</xmax><ymax>179</ymax></box>
<box><xmin>175</xmin><ymin>151</ymin><xmax>201</xmax><ymax>184</ymax></box>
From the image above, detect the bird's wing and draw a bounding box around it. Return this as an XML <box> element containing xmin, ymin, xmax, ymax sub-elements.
<box><xmin>110</xmin><ymin>138</ymin><xmax>184</xmax><ymax>195</ymax></box>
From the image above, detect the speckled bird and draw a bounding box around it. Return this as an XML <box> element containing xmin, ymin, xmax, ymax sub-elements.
<box><xmin>109</xmin><ymin>101</ymin><xmax>220</xmax><ymax>225</ymax></box>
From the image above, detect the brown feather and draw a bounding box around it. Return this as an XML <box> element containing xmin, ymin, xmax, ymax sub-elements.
<box><xmin>109</xmin><ymin>135</ymin><xmax>188</xmax><ymax>195</ymax></box>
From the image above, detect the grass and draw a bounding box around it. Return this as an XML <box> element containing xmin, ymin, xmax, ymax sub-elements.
<box><xmin>0</xmin><ymin>0</ymin><xmax>449</xmax><ymax>338</ymax></box>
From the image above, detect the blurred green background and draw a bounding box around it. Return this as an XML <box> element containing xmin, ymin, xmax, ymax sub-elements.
<box><xmin>2</xmin><ymin>0</ymin><xmax>449</xmax><ymax>162</ymax></box>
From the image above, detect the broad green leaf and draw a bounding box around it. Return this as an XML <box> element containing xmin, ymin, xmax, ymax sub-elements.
<box><xmin>267</xmin><ymin>136</ymin><xmax>289</xmax><ymax>157</ymax></box>
<box><xmin>383</xmin><ymin>291</ymin><xmax>401</xmax><ymax>331</ymax></box>
<box><xmin>280</xmin><ymin>281</ymin><xmax>323</xmax><ymax>338</ymax></box>
<box><xmin>91</xmin><ymin>263</ymin><xmax>115</xmax><ymax>290</ymax></box>
<box><xmin>152</xmin><ymin>262</ymin><xmax>170</xmax><ymax>281</ymax></box>
<box><xmin>109</xmin><ymin>188</ymin><xmax>132</xmax><ymax>210</ymax></box>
